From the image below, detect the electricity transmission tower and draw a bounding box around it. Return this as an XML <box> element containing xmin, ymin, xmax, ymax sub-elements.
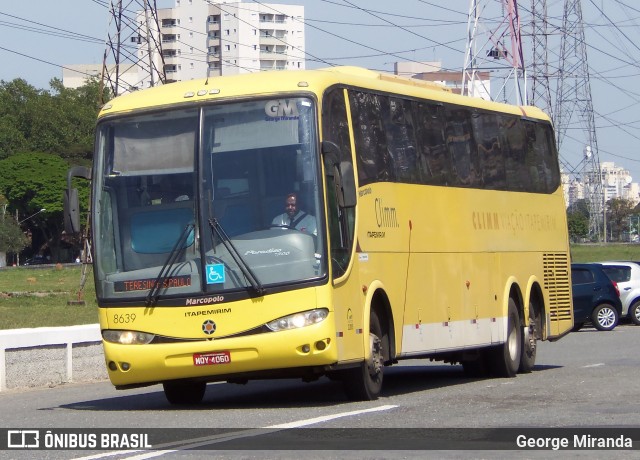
<box><xmin>553</xmin><ymin>0</ymin><xmax>603</xmax><ymax>241</ymax></box>
<box><xmin>467</xmin><ymin>0</ymin><xmax>604</xmax><ymax>240</ymax></box>
<box><xmin>528</xmin><ymin>0</ymin><xmax>553</xmax><ymax>119</ymax></box>
<box><xmin>101</xmin><ymin>0</ymin><xmax>166</xmax><ymax>101</ymax></box>
<box><xmin>462</xmin><ymin>0</ymin><xmax>527</xmax><ymax>105</ymax></box>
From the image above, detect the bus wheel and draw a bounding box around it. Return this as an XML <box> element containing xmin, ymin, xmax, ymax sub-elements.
<box><xmin>519</xmin><ymin>301</ymin><xmax>538</xmax><ymax>373</ymax></box>
<box><xmin>488</xmin><ymin>298</ymin><xmax>521</xmax><ymax>378</ymax></box>
<box><xmin>163</xmin><ymin>381</ymin><xmax>206</xmax><ymax>405</ymax></box>
<box><xmin>342</xmin><ymin>311</ymin><xmax>384</xmax><ymax>401</ymax></box>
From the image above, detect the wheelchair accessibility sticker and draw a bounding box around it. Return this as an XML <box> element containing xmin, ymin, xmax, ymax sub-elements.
<box><xmin>206</xmin><ymin>264</ymin><xmax>225</xmax><ymax>284</ymax></box>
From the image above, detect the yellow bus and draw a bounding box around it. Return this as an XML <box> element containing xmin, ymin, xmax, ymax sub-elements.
<box><xmin>65</xmin><ymin>66</ymin><xmax>573</xmax><ymax>404</ymax></box>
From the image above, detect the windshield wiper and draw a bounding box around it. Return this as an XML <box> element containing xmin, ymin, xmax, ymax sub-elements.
<box><xmin>145</xmin><ymin>223</ymin><xmax>195</xmax><ymax>307</ymax></box>
<box><xmin>208</xmin><ymin>218</ymin><xmax>265</xmax><ymax>296</ymax></box>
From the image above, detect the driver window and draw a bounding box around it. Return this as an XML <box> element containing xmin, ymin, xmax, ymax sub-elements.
<box><xmin>323</xmin><ymin>87</ymin><xmax>355</xmax><ymax>279</ymax></box>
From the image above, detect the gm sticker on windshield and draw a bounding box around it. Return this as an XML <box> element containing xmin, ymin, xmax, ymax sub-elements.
<box><xmin>264</xmin><ymin>99</ymin><xmax>299</xmax><ymax>121</ymax></box>
<box><xmin>206</xmin><ymin>264</ymin><xmax>226</xmax><ymax>284</ymax></box>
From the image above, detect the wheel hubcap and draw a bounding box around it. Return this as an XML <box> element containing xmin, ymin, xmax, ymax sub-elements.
<box><xmin>598</xmin><ymin>308</ymin><xmax>615</xmax><ymax>327</ymax></box>
<box><xmin>524</xmin><ymin>322</ymin><xmax>536</xmax><ymax>352</ymax></box>
<box><xmin>368</xmin><ymin>333</ymin><xmax>383</xmax><ymax>378</ymax></box>
<box><xmin>507</xmin><ymin>324</ymin><xmax>518</xmax><ymax>360</ymax></box>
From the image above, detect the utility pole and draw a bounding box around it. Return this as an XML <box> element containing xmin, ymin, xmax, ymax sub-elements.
<box><xmin>101</xmin><ymin>0</ymin><xmax>167</xmax><ymax>102</ymax></box>
<box><xmin>462</xmin><ymin>0</ymin><xmax>527</xmax><ymax>105</ymax></box>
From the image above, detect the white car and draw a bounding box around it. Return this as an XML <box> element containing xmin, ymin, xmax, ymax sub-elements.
<box><xmin>600</xmin><ymin>261</ymin><xmax>640</xmax><ymax>325</ymax></box>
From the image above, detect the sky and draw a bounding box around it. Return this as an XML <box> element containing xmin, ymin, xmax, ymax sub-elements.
<box><xmin>1</xmin><ymin>0</ymin><xmax>640</xmax><ymax>182</ymax></box>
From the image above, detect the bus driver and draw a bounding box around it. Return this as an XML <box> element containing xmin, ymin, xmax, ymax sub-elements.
<box><xmin>271</xmin><ymin>192</ymin><xmax>317</xmax><ymax>236</ymax></box>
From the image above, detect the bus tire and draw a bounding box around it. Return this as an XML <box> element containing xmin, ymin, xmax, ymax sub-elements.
<box><xmin>488</xmin><ymin>298</ymin><xmax>521</xmax><ymax>378</ymax></box>
<box><xmin>519</xmin><ymin>301</ymin><xmax>538</xmax><ymax>373</ymax></box>
<box><xmin>163</xmin><ymin>381</ymin><xmax>206</xmax><ymax>405</ymax></box>
<box><xmin>342</xmin><ymin>311</ymin><xmax>384</xmax><ymax>401</ymax></box>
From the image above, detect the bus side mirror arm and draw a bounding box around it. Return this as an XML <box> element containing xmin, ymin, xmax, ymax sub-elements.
<box><xmin>64</xmin><ymin>166</ymin><xmax>91</xmax><ymax>234</ymax></box>
<box><xmin>322</xmin><ymin>141</ymin><xmax>356</xmax><ymax>208</ymax></box>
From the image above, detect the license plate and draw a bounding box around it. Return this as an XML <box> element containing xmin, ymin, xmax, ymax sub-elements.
<box><xmin>193</xmin><ymin>351</ymin><xmax>231</xmax><ymax>366</ymax></box>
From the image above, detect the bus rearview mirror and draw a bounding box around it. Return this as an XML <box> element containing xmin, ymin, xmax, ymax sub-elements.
<box><xmin>321</xmin><ymin>140</ymin><xmax>340</xmax><ymax>165</ymax></box>
<box><xmin>64</xmin><ymin>188</ymin><xmax>81</xmax><ymax>234</ymax></box>
<box><xmin>335</xmin><ymin>161</ymin><xmax>356</xmax><ymax>208</ymax></box>
<box><xmin>64</xmin><ymin>166</ymin><xmax>91</xmax><ymax>234</ymax></box>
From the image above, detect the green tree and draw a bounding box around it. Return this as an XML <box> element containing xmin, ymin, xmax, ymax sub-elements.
<box><xmin>0</xmin><ymin>77</ymin><xmax>103</xmax><ymax>164</ymax></box>
<box><xmin>0</xmin><ymin>79</ymin><xmax>40</xmax><ymax>158</ymax></box>
<box><xmin>0</xmin><ymin>114</ymin><xmax>27</xmax><ymax>159</ymax></box>
<box><xmin>48</xmin><ymin>77</ymin><xmax>104</xmax><ymax>164</ymax></box>
<box><xmin>607</xmin><ymin>197</ymin><xmax>635</xmax><ymax>242</ymax></box>
<box><xmin>567</xmin><ymin>198</ymin><xmax>590</xmax><ymax>220</ymax></box>
<box><xmin>0</xmin><ymin>202</ymin><xmax>28</xmax><ymax>266</ymax></box>
<box><xmin>0</xmin><ymin>153</ymin><xmax>89</xmax><ymax>261</ymax></box>
<box><xmin>567</xmin><ymin>211</ymin><xmax>589</xmax><ymax>242</ymax></box>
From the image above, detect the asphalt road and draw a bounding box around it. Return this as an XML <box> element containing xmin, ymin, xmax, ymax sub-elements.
<box><xmin>1</xmin><ymin>323</ymin><xmax>639</xmax><ymax>459</ymax></box>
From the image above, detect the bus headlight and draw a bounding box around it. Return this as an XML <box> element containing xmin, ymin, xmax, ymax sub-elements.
<box><xmin>266</xmin><ymin>308</ymin><xmax>329</xmax><ymax>332</ymax></box>
<box><xmin>102</xmin><ymin>330</ymin><xmax>155</xmax><ymax>345</ymax></box>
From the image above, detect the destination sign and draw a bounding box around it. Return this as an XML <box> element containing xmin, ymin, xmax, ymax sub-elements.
<box><xmin>114</xmin><ymin>275</ymin><xmax>192</xmax><ymax>292</ymax></box>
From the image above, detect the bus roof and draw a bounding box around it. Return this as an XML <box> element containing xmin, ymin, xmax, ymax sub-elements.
<box><xmin>99</xmin><ymin>66</ymin><xmax>550</xmax><ymax>122</ymax></box>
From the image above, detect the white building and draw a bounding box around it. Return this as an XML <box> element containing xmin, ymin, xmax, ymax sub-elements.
<box><xmin>395</xmin><ymin>61</ymin><xmax>491</xmax><ymax>99</ymax></box>
<box><xmin>62</xmin><ymin>64</ymin><xmax>139</xmax><ymax>92</ymax></box>
<box><xmin>563</xmin><ymin>161</ymin><xmax>640</xmax><ymax>209</ymax></box>
<box><xmin>64</xmin><ymin>1</ymin><xmax>305</xmax><ymax>93</ymax></box>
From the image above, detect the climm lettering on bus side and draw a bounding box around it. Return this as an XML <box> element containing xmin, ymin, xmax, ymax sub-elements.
<box><xmin>375</xmin><ymin>198</ymin><xmax>399</xmax><ymax>228</ymax></box>
<box><xmin>472</xmin><ymin>211</ymin><xmax>557</xmax><ymax>232</ymax></box>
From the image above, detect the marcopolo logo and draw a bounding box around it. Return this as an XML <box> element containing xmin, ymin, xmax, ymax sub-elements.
<box><xmin>264</xmin><ymin>99</ymin><xmax>299</xmax><ymax>120</ymax></box>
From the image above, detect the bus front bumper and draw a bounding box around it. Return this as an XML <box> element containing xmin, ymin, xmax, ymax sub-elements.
<box><xmin>102</xmin><ymin>321</ymin><xmax>338</xmax><ymax>387</ymax></box>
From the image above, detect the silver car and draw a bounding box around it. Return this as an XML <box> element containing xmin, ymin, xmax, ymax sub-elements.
<box><xmin>600</xmin><ymin>261</ymin><xmax>640</xmax><ymax>325</ymax></box>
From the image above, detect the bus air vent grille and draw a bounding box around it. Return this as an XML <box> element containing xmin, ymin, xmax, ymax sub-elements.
<box><xmin>542</xmin><ymin>253</ymin><xmax>572</xmax><ymax>321</ymax></box>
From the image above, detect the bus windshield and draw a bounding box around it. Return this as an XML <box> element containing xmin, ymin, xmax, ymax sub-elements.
<box><xmin>93</xmin><ymin>97</ymin><xmax>325</xmax><ymax>303</ymax></box>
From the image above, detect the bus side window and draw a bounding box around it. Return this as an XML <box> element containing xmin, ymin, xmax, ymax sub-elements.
<box><xmin>385</xmin><ymin>97</ymin><xmax>418</xmax><ymax>183</ymax></box>
<box><xmin>501</xmin><ymin>115</ymin><xmax>531</xmax><ymax>192</ymax></box>
<box><xmin>472</xmin><ymin>111</ymin><xmax>506</xmax><ymax>190</ymax></box>
<box><xmin>526</xmin><ymin>121</ymin><xmax>560</xmax><ymax>193</ymax></box>
<box><xmin>413</xmin><ymin>102</ymin><xmax>450</xmax><ymax>186</ymax></box>
<box><xmin>445</xmin><ymin>107</ymin><xmax>480</xmax><ymax>187</ymax></box>
<box><xmin>349</xmin><ymin>91</ymin><xmax>394</xmax><ymax>185</ymax></box>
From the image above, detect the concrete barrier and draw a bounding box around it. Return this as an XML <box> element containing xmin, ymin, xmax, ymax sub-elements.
<box><xmin>0</xmin><ymin>324</ymin><xmax>106</xmax><ymax>391</ymax></box>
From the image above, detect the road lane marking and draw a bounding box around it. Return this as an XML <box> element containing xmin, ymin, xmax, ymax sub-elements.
<box><xmin>72</xmin><ymin>404</ymin><xmax>398</xmax><ymax>460</ymax></box>
<box><xmin>268</xmin><ymin>404</ymin><xmax>398</xmax><ymax>428</ymax></box>
<box><xmin>582</xmin><ymin>363</ymin><xmax>605</xmax><ymax>368</ymax></box>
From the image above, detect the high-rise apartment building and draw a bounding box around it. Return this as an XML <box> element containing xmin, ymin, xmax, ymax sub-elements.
<box><xmin>563</xmin><ymin>161</ymin><xmax>640</xmax><ymax>209</ymax></box>
<box><xmin>63</xmin><ymin>0</ymin><xmax>305</xmax><ymax>93</ymax></box>
<box><xmin>158</xmin><ymin>0</ymin><xmax>305</xmax><ymax>84</ymax></box>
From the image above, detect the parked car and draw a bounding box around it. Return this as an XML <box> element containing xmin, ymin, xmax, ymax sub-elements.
<box><xmin>22</xmin><ymin>255</ymin><xmax>48</xmax><ymax>266</ymax></box>
<box><xmin>600</xmin><ymin>261</ymin><xmax>640</xmax><ymax>325</ymax></box>
<box><xmin>571</xmin><ymin>263</ymin><xmax>622</xmax><ymax>331</ymax></box>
